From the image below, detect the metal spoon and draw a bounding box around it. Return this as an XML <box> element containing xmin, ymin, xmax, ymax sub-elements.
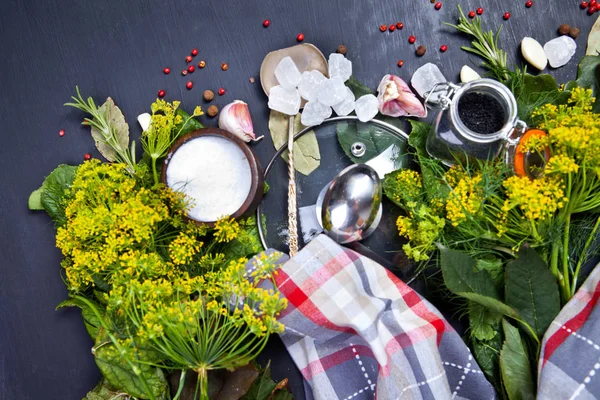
<box><xmin>316</xmin><ymin>164</ymin><xmax>383</xmax><ymax>244</ymax></box>
<box><xmin>259</xmin><ymin>44</ymin><xmax>328</xmax><ymax>256</ymax></box>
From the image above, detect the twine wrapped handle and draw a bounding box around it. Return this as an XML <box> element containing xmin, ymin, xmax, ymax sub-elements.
<box><xmin>287</xmin><ymin>116</ymin><xmax>299</xmax><ymax>257</ymax></box>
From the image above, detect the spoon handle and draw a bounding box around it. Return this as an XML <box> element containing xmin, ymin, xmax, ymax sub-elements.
<box><xmin>287</xmin><ymin>115</ymin><xmax>299</xmax><ymax>257</ymax></box>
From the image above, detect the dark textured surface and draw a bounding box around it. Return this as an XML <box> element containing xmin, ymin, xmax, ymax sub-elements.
<box><xmin>0</xmin><ymin>0</ymin><xmax>596</xmax><ymax>398</ymax></box>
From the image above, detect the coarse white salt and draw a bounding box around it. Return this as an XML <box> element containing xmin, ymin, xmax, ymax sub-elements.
<box><xmin>165</xmin><ymin>136</ymin><xmax>252</xmax><ymax>222</ymax></box>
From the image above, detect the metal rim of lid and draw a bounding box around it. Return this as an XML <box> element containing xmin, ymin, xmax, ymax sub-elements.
<box><xmin>256</xmin><ymin>115</ymin><xmax>409</xmax><ymax>251</ymax></box>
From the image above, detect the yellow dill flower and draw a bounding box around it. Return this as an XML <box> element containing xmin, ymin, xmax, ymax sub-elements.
<box><xmin>56</xmin><ymin>160</ymin><xmax>195</xmax><ymax>291</ymax></box>
<box><xmin>569</xmin><ymin>87</ymin><xmax>595</xmax><ymax>111</ymax></box>
<box><xmin>396</xmin><ymin>216</ymin><xmax>412</xmax><ymax>237</ymax></box>
<box><xmin>394</xmin><ymin>170</ymin><xmax>422</xmax><ymax>200</ymax></box>
<box><xmin>395</xmin><ymin>204</ymin><xmax>444</xmax><ymax>262</ymax></box>
<box><xmin>214</xmin><ymin>216</ymin><xmax>240</xmax><ymax>242</ymax></box>
<box><xmin>520</xmin><ymin>133</ymin><xmax>549</xmax><ymax>154</ymax></box>
<box><xmin>384</xmin><ymin>169</ymin><xmax>423</xmax><ymax>206</ymax></box>
<box><xmin>502</xmin><ymin>175</ymin><xmax>565</xmax><ymax>221</ymax></box>
<box><xmin>545</xmin><ymin>154</ymin><xmax>579</xmax><ymax>174</ymax></box>
<box><xmin>445</xmin><ymin>174</ymin><xmax>483</xmax><ymax>226</ymax></box>
<box><xmin>169</xmin><ymin>232</ymin><xmax>202</xmax><ymax>265</ymax></box>
<box><xmin>444</xmin><ymin>166</ymin><xmax>465</xmax><ymax>187</ymax></box>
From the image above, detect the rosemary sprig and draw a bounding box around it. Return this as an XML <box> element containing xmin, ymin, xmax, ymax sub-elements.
<box><xmin>65</xmin><ymin>86</ymin><xmax>137</xmax><ymax>175</ymax></box>
<box><xmin>445</xmin><ymin>5</ymin><xmax>509</xmax><ymax>82</ymax></box>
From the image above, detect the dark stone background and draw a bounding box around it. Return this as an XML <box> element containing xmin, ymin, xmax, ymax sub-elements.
<box><xmin>0</xmin><ymin>0</ymin><xmax>595</xmax><ymax>398</ymax></box>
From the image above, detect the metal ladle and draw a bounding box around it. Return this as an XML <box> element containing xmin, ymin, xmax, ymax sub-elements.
<box><xmin>316</xmin><ymin>164</ymin><xmax>383</xmax><ymax>244</ymax></box>
<box><xmin>259</xmin><ymin>44</ymin><xmax>329</xmax><ymax>256</ymax></box>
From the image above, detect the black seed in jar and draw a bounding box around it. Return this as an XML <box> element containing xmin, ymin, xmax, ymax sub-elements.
<box><xmin>458</xmin><ymin>92</ymin><xmax>506</xmax><ymax>134</ymax></box>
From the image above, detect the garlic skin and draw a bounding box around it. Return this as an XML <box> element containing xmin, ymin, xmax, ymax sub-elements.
<box><xmin>377</xmin><ymin>74</ymin><xmax>427</xmax><ymax>118</ymax></box>
<box><xmin>218</xmin><ymin>100</ymin><xmax>260</xmax><ymax>142</ymax></box>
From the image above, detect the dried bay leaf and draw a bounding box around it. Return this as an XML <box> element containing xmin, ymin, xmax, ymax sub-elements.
<box><xmin>92</xmin><ymin>97</ymin><xmax>130</xmax><ymax>162</ymax></box>
<box><xmin>587</xmin><ymin>15</ymin><xmax>600</xmax><ymax>56</ymax></box>
<box><xmin>268</xmin><ymin>111</ymin><xmax>320</xmax><ymax>176</ymax></box>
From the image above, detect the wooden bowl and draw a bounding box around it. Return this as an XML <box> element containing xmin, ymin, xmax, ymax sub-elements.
<box><xmin>161</xmin><ymin>128</ymin><xmax>264</xmax><ymax>227</ymax></box>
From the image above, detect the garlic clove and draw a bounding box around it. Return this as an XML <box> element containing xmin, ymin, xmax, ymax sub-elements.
<box><xmin>137</xmin><ymin>113</ymin><xmax>151</xmax><ymax>131</ymax></box>
<box><xmin>218</xmin><ymin>100</ymin><xmax>258</xmax><ymax>142</ymax></box>
<box><xmin>521</xmin><ymin>37</ymin><xmax>548</xmax><ymax>71</ymax></box>
<box><xmin>460</xmin><ymin>65</ymin><xmax>481</xmax><ymax>83</ymax></box>
<box><xmin>376</xmin><ymin>74</ymin><xmax>426</xmax><ymax>118</ymax></box>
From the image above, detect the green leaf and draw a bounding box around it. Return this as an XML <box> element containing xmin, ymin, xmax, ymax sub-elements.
<box><xmin>28</xmin><ymin>187</ymin><xmax>44</xmax><ymax>210</ymax></box>
<box><xmin>576</xmin><ymin>56</ymin><xmax>600</xmax><ymax>112</ymax></box>
<box><xmin>440</xmin><ymin>248</ymin><xmax>500</xmax><ymax>299</ymax></box>
<box><xmin>242</xmin><ymin>362</ymin><xmax>293</xmax><ymax>400</ymax></box>
<box><xmin>514</xmin><ymin>74</ymin><xmax>570</xmax><ymax>124</ymax></box>
<box><xmin>469</xmin><ymin>301</ymin><xmax>501</xmax><ymax>341</ymax></box>
<box><xmin>587</xmin><ymin>16</ymin><xmax>600</xmax><ymax>56</ymax></box>
<box><xmin>56</xmin><ymin>297</ymin><xmax>103</xmax><ymax>340</ymax></box>
<box><xmin>406</xmin><ymin>120</ymin><xmax>448</xmax><ymax>202</ymax></box>
<box><xmin>336</xmin><ymin>120</ymin><xmax>407</xmax><ymax>164</ymax></box>
<box><xmin>383</xmin><ymin>169</ymin><xmax>413</xmax><ymax>209</ymax></box>
<box><xmin>505</xmin><ymin>248</ymin><xmax>560</xmax><ymax>338</ymax></box>
<box><xmin>92</xmin><ymin>98</ymin><xmax>130</xmax><ymax>162</ymax></box>
<box><xmin>39</xmin><ymin>164</ymin><xmax>78</xmax><ymax>227</ymax></box>
<box><xmin>222</xmin><ymin>217</ymin><xmax>265</xmax><ymax>261</ymax></box>
<box><xmin>459</xmin><ymin>292</ymin><xmax>540</xmax><ymax>346</ymax></box>
<box><xmin>475</xmin><ymin>258</ymin><xmax>504</xmax><ymax>286</ymax></box>
<box><xmin>268</xmin><ymin>111</ymin><xmax>320</xmax><ymax>176</ymax></box>
<box><xmin>472</xmin><ymin>330</ymin><xmax>503</xmax><ymax>393</ymax></box>
<box><xmin>82</xmin><ymin>379</ymin><xmax>123</xmax><ymax>400</ymax></box>
<box><xmin>345</xmin><ymin>76</ymin><xmax>376</xmax><ymax>98</ymax></box>
<box><xmin>175</xmin><ymin>108</ymin><xmax>204</xmax><ymax>139</ymax></box>
<box><xmin>500</xmin><ymin>319</ymin><xmax>535</xmax><ymax>400</ymax></box>
<box><xmin>459</xmin><ymin>292</ymin><xmax>519</xmax><ymax>319</ymax></box>
<box><xmin>95</xmin><ymin>339</ymin><xmax>168</xmax><ymax>399</ymax></box>
<box><xmin>407</xmin><ymin>120</ymin><xmax>430</xmax><ymax>157</ymax></box>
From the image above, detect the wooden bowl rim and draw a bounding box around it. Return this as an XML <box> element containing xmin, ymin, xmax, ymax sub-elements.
<box><xmin>161</xmin><ymin>128</ymin><xmax>263</xmax><ymax>227</ymax></box>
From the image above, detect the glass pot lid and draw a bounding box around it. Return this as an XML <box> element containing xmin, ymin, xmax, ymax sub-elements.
<box><xmin>256</xmin><ymin>116</ymin><xmax>418</xmax><ymax>281</ymax></box>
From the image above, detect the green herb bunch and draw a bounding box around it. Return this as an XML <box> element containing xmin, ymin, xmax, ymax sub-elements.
<box><xmin>30</xmin><ymin>92</ymin><xmax>288</xmax><ymax>400</ymax></box>
<box><xmin>66</xmin><ymin>87</ymin><xmax>138</xmax><ymax>175</ymax></box>
<box><xmin>445</xmin><ymin>5</ymin><xmax>509</xmax><ymax>82</ymax></box>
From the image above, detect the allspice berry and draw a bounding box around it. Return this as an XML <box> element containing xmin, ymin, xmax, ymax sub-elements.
<box><xmin>203</xmin><ymin>90</ymin><xmax>214</xmax><ymax>102</ymax></box>
<box><xmin>337</xmin><ymin>44</ymin><xmax>348</xmax><ymax>55</ymax></box>
<box><xmin>207</xmin><ymin>105</ymin><xmax>219</xmax><ymax>117</ymax></box>
<box><xmin>569</xmin><ymin>27</ymin><xmax>581</xmax><ymax>39</ymax></box>
<box><xmin>558</xmin><ymin>24</ymin><xmax>571</xmax><ymax>36</ymax></box>
<box><xmin>415</xmin><ymin>45</ymin><xmax>427</xmax><ymax>57</ymax></box>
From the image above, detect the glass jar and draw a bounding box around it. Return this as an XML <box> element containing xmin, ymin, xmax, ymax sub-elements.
<box><xmin>424</xmin><ymin>78</ymin><xmax>527</xmax><ymax>166</ymax></box>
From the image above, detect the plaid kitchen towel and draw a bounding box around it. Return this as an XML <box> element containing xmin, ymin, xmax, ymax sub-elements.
<box><xmin>538</xmin><ymin>263</ymin><xmax>600</xmax><ymax>400</ymax></box>
<box><xmin>267</xmin><ymin>234</ymin><xmax>495</xmax><ymax>400</ymax></box>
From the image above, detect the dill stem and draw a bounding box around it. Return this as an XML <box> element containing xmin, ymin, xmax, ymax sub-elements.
<box><xmin>561</xmin><ymin>214</ymin><xmax>572</xmax><ymax>303</ymax></box>
<box><xmin>152</xmin><ymin>157</ymin><xmax>159</xmax><ymax>185</ymax></box>
<box><xmin>550</xmin><ymin>242</ymin><xmax>560</xmax><ymax>283</ymax></box>
<box><xmin>196</xmin><ymin>367</ymin><xmax>209</xmax><ymax>400</ymax></box>
<box><xmin>172</xmin><ymin>370</ymin><xmax>186</xmax><ymax>400</ymax></box>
